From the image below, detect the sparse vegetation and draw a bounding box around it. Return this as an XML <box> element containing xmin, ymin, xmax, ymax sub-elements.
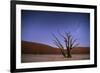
<box><xmin>52</xmin><ymin>32</ymin><xmax>79</xmax><ymax>58</ymax></box>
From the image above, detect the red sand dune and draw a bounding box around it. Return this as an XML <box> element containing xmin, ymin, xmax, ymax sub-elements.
<box><xmin>21</xmin><ymin>41</ymin><xmax>90</xmax><ymax>54</ymax></box>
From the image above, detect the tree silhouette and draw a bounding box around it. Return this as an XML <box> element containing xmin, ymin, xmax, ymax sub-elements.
<box><xmin>52</xmin><ymin>33</ymin><xmax>67</xmax><ymax>58</ymax></box>
<box><xmin>52</xmin><ymin>32</ymin><xmax>79</xmax><ymax>58</ymax></box>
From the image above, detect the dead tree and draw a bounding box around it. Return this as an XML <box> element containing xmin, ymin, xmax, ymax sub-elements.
<box><xmin>52</xmin><ymin>34</ymin><xmax>67</xmax><ymax>58</ymax></box>
<box><xmin>52</xmin><ymin>32</ymin><xmax>79</xmax><ymax>58</ymax></box>
<box><xmin>62</xmin><ymin>32</ymin><xmax>79</xmax><ymax>58</ymax></box>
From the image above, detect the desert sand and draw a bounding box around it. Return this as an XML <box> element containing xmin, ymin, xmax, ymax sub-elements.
<box><xmin>21</xmin><ymin>41</ymin><xmax>90</xmax><ymax>63</ymax></box>
<box><xmin>21</xmin><ymin>54</ymin><xmax>90</xmax><ymax>63</ymax></box>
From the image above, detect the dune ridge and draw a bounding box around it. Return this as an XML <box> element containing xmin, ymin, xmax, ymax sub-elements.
<box><xmin>21</xmin><ymin>41</ymin><xmax>90</xmax><ymax>54</ymax></box>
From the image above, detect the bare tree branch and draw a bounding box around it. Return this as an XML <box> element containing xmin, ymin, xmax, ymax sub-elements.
<box><xmin>52</xmin><ymin>31</ymin><xmax>79</xmax><ymax>58</ymax></box>
<box><xmin>72</xmin><ymin>43</ymin><xmax>79</xmax><ymax>49</ymax></box>
<box><xmin>52</xmin><ymin>33</ymin><xmax>64</xmax><ymax>49</ymax></box>
<box><xmin>52</xmin><ymin>33</ymin><xmax>66</xmax><ymax>57</ymax></box>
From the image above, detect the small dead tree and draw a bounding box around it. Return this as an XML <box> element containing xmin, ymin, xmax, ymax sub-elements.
<box><xmin>52</xmin><ymin>32</ymin><xmax>79</xmax><ymax>58</ymax></box>
<box><xmin>62</xmin><ymin>32</ymin><xmax>79</xmax><ymax>58</ymax></box>
<box><xmin>52</xmin><ymin>34</ymin><xmax>67</xmax><ymax>58</ymax></box>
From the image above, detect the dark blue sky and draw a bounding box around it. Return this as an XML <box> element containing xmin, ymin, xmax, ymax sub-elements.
<box><xmin>21</xmin><ymin>10</ymin><xmax>90</xmax><ymax>47</ymax></box>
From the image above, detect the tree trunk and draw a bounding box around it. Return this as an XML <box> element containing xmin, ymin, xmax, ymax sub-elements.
<box><xmin>60</xmin><ymin>48</ymin><xmax>67</xmax><ymax>58</ymax></box>
<box><xmin>67</xmin><ymin>48</ymin><xmax>72</xmax><ymax>58</ymax></box>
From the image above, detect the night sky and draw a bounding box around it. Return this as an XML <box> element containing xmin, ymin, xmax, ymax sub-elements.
<box><xmin>21</xmin><ymin>10</ymin><xmax>90</xmax><ymax>48</ymax></box>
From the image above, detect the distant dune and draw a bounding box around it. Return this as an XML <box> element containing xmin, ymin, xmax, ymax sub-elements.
<box><xmin>21</xmin><ymin>41</ymin><xmax>90</xmax><ymax>54</ymax></box>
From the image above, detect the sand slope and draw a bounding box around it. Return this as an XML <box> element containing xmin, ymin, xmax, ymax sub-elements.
<box><xmin>22</xmin><ymin>41</ymin><xmax>90</xmax><ymax>54</ymax></box>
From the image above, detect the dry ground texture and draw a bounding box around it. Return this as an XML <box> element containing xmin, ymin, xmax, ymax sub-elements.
<box><xmin>21</xmin><ymin>54</ymin><xmax>90</xmax><ymax>63</ymax></box>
